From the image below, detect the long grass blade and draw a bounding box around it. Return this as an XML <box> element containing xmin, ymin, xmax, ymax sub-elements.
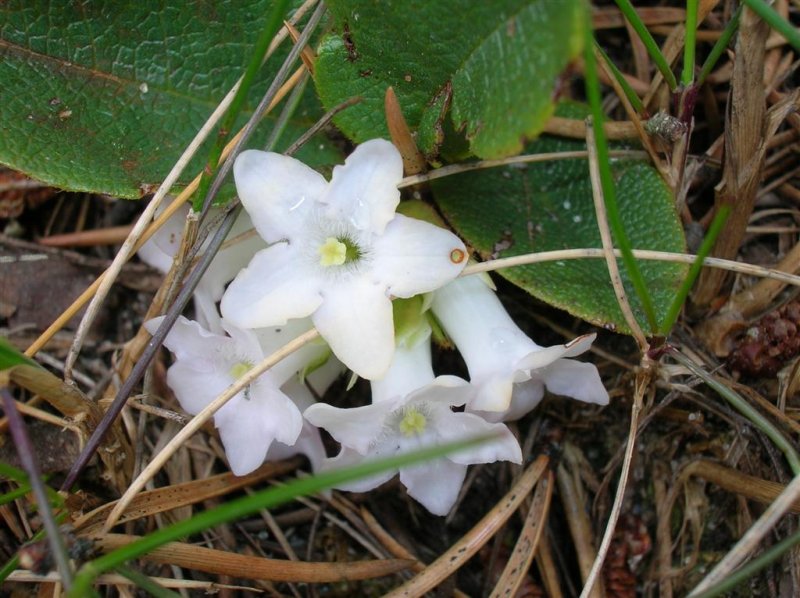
<box><xmin>698</xmin><ymin>6</ymin><xmax>742</xmax><ymax>85</ymax></box>
<box><xmin>594</xmin><ymin>42</ymin><xmax>645</xmax><ymax>113</ymax></box>
<box><xmin>682</xmin><ymin>0</ymin><xmax>699</xmax><ymax>85</ymax></box>
<box><xmin>743</xmin><ymin>0</ymin><xmax>800</xmax><ymax>52</ymax></box>
<box><xmin>1</xmin><ymin>388</ymin><xmax>72</xmax><ymax>589</ymax></box>
<box><xmin>67</xmin><ymin>434</ymin><xmax>497</xmax><ymax>597</ymax></box>
<box><xmin>193</xmin><ymin>0</ymin><xmax>292</xmax><ymax>209</ymax></box>
<box><xmin>613</xmin><ymin>0</ymin><xmax>678</xmax><ymax>89</ymax></box>
<box><xmin>583</xmin><ymin>22</ymin><xmax>659</xmax><ymax>332</ymax></box>
<box><xmin>659</xmin><ymin>204</ymin><xmax>730</xmax><ymax>334</ymax></box>
<box><xmin>668</xmin><ymin>348</ymin><xmax>800</xmax><ymax>475</ymax></box>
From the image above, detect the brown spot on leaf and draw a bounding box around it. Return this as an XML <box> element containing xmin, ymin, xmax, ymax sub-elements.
<box><xmin>342</xmin><ymin>23</ymin><xmax>359</xmax><ymax>61</ymax></box>
<box><xmin>491</xmin><ymin>229</ymin><xmax>514</xmax><ymax>259</ymax></box>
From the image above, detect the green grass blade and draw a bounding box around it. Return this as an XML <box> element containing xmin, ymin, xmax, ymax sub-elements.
<box><xmin>594</xmin><ymin>41</ymin><xmax>645</xmax><ymax>113</ymax></box>
<box><xmin>659</xmin><ymin>204</ymin><xmax>730</xmax><ymax>334</ymax></box>
<box><xmin>67</xmin><ymin>434</ymin><xmax>497</xmax><ymax>596</ymax></box>
<box><xmin>682</xmin><ymin>0</ymin><xmax>699</xmax><ymax>85</ymax></box>
<box><xmin>743</xmin><ymin>0</ymin><xmax>800</xmax><ymax>52</ymax></box>
<box><xmin>613</xmin><ymin>0</ymin><xmax>678</xmax><ymax>90</ymax></box>
<box><xmin>584</xmin><ymin>23</ymin><xmax>659</xmax><ymax>333</ymax></box>
<box><xmin>0</xmin><ymin>484</ymin><xmax>33</xmax><ymax>506</ymax></box>
<box><xmin>668</xmin><ymin>348</ymin><xmax>800</xmax><ymax>475</ymax></box>
<box><xmin>115</xmin><ymin>565</ymin><xmax>182</xmax><ymax>598</ymax></box>
<box><xmin>193</xmin><ymin>0</ymin><xmax>292</xmax><ymax>209</ymax></box>
<box><xmin>698</xmin><ymin>6</ymin><xmax>742</xmax><ymax>86</ymax></box>
<box><xmin>0</xmin><ymin>337</ymin><xmax>41</xmax><ymax>370</ymax></box>
<box><xmin>1</xmin><ymin>461</ymin><xmax>63</xmax><ymax>506</ymax></box>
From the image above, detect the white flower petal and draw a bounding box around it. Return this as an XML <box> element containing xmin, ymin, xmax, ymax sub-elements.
<box><xmin>192</xmin><ymin>289</ymin><xmax>224</xmax><ymax>335</ymax></box>
<box><xmin>371</xmin><ymin>341</ymin><xmax>436</xmax><ymax>404</ymax></box>
<box><xmin>221</xmin><ymin>243</ymin><xmax>324</xmax><ymax>329</ymax></box>
<box><xmin>371</xmin><ymin>215</ymin><xmax>467</xmax><ymax>298</ymax></box>
<box><xmin>542</xmin><ymin>359</ymin><xmax>609</xmax><ymax>405</ymax></box>
<box><xmin>304</xmin><ymin>400</ymin><xmax>397</xmax><ymax>454</ymax></box>
<box><xmin>431</xmin><ymin>275</ymin><xmax>540</xmax><ymax>380</ymax></box>
<box><xmin>199</xmin><ymin>211</ymin><xmax>267</xmax><ymax>302</ymax></box>
<box><xmin>267</xmin><ymin>420</ymin><xmax>327</xmax><ymax>472</ymax></box>
<box><xmin>320</xmin><ymin>139</ymin><xmax>402</xmax><ymax>234</ymax></box>
<box><xmin>437</xmin><ymin>414</ymin><xmax>522</xmax><ymax>465</ymax></box>
<box><xmin>233</xmin><ymin>150</ymin><xmax>327</xmax><ymax>243</ymax></box>
<box><xmin>145</xmin><ymin>316</ymin><xmax>231</xmax><ymax>365</ymax></box>
<box><xmin>312</xmin><ymin>279</ymin><xmax>394</xmax><ymax>379</ymax></box>
<box><xmin>471</xmin><ymin>375</ymin><xmax>515</xmax><ymax>412</ymax></box>
<box><xmin>515</xmin><ymin>333</ymin><xmax>596</xmax><ymax>370</ymax></box>
<box><xmin>166</xmin><ymin>361</ymin><xmax>233</xmax><ymax>415</ymax></box>
<box><xmin>325</xmin><ymin>447</ymin><xmax>397</xmax><ymax>493</ymax></box>
<box><xmin>214</xmin><ymin>397</ymin><xmax>275</xmax><ymax>476</ymax></box>
<box><xmin>399</xmin><ymin>459</ymin><xmax>467</xmax><ymax>516</ymax></box>
<box><xmin>496</xmin><ymin>379</ymin><xmax>546</xmax><ymax>422</ymax></box>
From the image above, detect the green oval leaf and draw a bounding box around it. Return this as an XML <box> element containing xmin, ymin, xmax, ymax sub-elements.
<box><xmin>0</xmin><ymin>1</ymin><xmax>340</xmax><ymax>198</ymax></box>
<box><xmin>433</xmin><ymin>106</ymin><xmax>688</xmax><ymax>335</ymax></box>
<box><xmin>314</xmin><ymin>0</ymin><xmax>584</xmax><ymax>159</ymax></box>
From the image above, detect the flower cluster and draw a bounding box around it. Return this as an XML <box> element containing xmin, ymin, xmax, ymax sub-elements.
<box><xmin>141</xmin><ymin>140</ymin><xmax>608</xmax><ymax>515</ymax></box>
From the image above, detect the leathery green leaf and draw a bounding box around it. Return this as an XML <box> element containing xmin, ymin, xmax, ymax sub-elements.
<box><xmin>314</xmin><ymin>0</ymin><xmax>584</xmax><ymax>159</ymax></box>
<box><xmin>433</xmin><ymin>103</ymin><xmax>687</xmax><ymax>335</ymax></box>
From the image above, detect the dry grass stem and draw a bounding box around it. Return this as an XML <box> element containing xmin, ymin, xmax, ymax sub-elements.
<box><xmin>60</xmin><ymin>5</ymin><xmax>317</xmax><ymax>380</ymax></box>
<box><xmin>103</xmin><ymin>328</ymin><xmax>320</xmax><ymax>531</ymax></box>
<box><xmin>585</xmin><ymin>116</ymin><xmax>649</xmax><ymax>350</ymax></box>
<box><xmin>384</xmin><ymin>455</ymin><xmax>549</xmax><ymax>597</ymax></box>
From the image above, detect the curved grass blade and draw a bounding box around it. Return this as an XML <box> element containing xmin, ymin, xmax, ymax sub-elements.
<box><xmin>743</xmin><ymin>0</ymin><xmax>800</xmax><ymax>52</ymax></box>
<box><xmin>114</xmin><ymin>565</ymin><xmax>182</xmax><ymax>598</ymax></box>
<box><xmin>698</xmin><ymin>6</ymin><xmax>742</xmax><ymax>86</ymax></box>
<box><xmin>668</xmin><ymin>348</ymin><xmax>800</xmax><ymax>475</ymax></box>
<box><xmin>193</xmin><ymin>0</ymin><xmax>293</xmax><ymax>209</ymax></box>
<box><xmin>594</xmin><ymin>42</ymin><xmax>645</xmax><ymax>113</ymax></box>
<box><xmin>67</xmin><ymin>434</ymin><xmax>497</xmax><ymax>596</ymax></box>
<box><xmin>584</xmin><ymin>22</ymin><xmax>658</xmax><ymax>332</ymax></box>
<box><xmin>659</xmin><ymin>204</ymin><xmax>730</xmax><ymax>334</ymax></box>
<box><xmin>613</xmin><ymin>0</ymin><xmax>678</xmax><ymax>90</ymax></box>
<box><xmin>682</xmin><ymin>0</ymin><xmax>699</xmax><ymax>85</ymax></box>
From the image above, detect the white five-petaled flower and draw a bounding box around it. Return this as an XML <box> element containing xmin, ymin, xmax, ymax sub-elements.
<box><xmin>304</xmin><ymin>336</ymin><xmax>521</xmax><ymax>516</ymax></box>
<box><xmin>145</xmin><ymin>316</ymin><xmax>327</xmax><ymax>476</ymax></box>
<box><xmin>431</xmin><ymin>274</ymin><xmax>609</xmax><ymax>418</ymax></box>
<box><xmin>221</xmin><ymin>139</ymin><xmax>468</xmax><ymax>380</ymax></box>
<box><xmin>138</xmin><ymin>203</ymin><xmax>265</xmax><ymax>334</ymax></box>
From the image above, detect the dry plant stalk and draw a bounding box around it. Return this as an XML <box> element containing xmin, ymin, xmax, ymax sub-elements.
<box><xmin>94</xmin><ymin>533</ymin><xmax>413</xmax><ymax>582</ymax></box>
<box><xmin>694</xmin><ymin>5</ymin><xmax>771</xmax><ymax>305</ymax></box>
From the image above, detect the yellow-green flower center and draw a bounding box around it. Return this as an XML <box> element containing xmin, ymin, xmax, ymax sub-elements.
<box><xmin>229</xmin><ymin>361</ymin><xmax>253</xmax><ymax>380</ymax></box>
<box><xmin>399</xmin><ymin>407</ymin><xmax>427</xmax><ymax>437</ymax></box>
<box><xmin>318</xmin><ymin>236</ymin><xmax>361</xmax><ymax>267</ymax></box>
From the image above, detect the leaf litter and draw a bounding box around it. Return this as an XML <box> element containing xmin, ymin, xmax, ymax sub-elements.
<box><xmin>2</xmin><ymin>1</ymin><xmax>800</xmax><ymax>596</ymax></box>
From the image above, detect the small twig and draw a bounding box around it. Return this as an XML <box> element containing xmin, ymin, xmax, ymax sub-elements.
<box><xmin>579</xmin><ymin>366</ymin><xmax>650</xmax><ymax>598</ymax></box>
<box><xmin>399</xmin><ymin>149</ymin><xmax>646</xmax><ymax>187</ymax></box>
<box><xmin>688</xmin><ymin>469</ymin><xmax>800</xmax><ymax>595</ymax></box>
<box><xmin>102</xmin><ymin>328</ymin><xmax>320</xmax><ymax>531</ymax></box>
<box><xmin>586</xmin><ymin>116</ymin><xmax>649</xmax><ymax>349</ymax></box>
<box><xmin>284</xmin><ymin>96</ymin><xmax>363</xmax><ymax>156</ymax></box>
<box><xmin>461</xmin><ymin>249</ymin><xmax>800</xmax><ymax>288</ymax></box>
<box><xmin>0</xmin><ymin>387</ymin><xmax>73</xmax><ymax>589</ymax></box>
<box><xmin>489</xmin><ymin>471</ymin><xmax>553</xmax><ymax>597</ymax></box>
